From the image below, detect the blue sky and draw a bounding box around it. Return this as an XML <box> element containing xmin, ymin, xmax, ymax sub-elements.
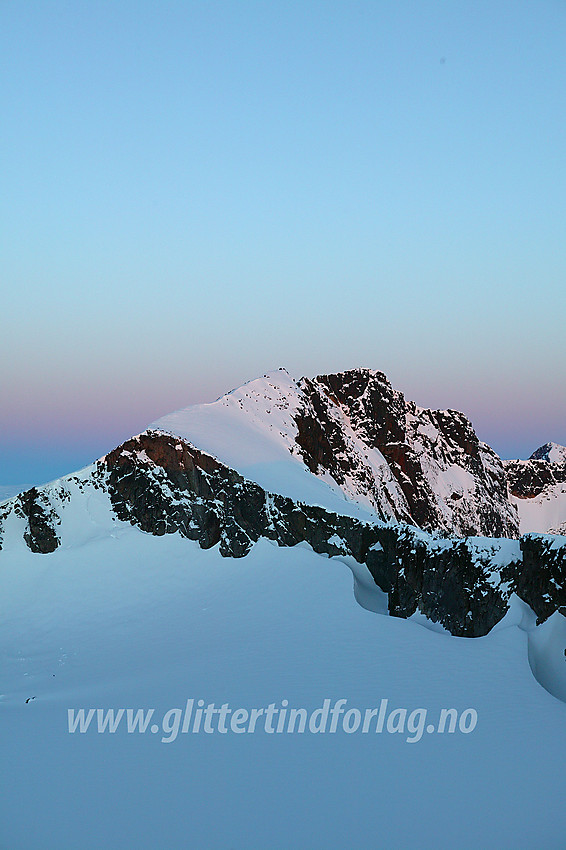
<box><xmin>2</xmin><ymin>0</ymin><xmax>566</xmax><ymax>484</ymax></box>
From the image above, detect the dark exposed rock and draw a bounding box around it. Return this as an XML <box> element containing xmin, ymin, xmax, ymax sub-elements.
<box><xmin>505</xmin><ymin>535</ymin><xmax>566</xmax><ymax>624</ymax></box>
<box><xmin>104</xmin><ymin>433</ymin><xmax>267</xmax><ymax>554</ymax></box>
<box><xmin>294</xmin><ymin>369</ymin><xmax>518</xmax><ymax>538</ymax></box>
<box><xmin>16</xmin><ymin>488</ymin><xmax>60</xmax><ymax>554</ymax></box>
<box><xmin>390</xmin><ymin>536</ymin><xmax>511</xmax><ymax>637</ymax></box>
<box><xmin>293</xmin><ymin>376</ymin><xmax>411</xmax><ymax>523</ymax></box>
<box><xmin>505</xmin><ymin>457</ymin><xmax>566</xmax><ymax>500</ymax></box>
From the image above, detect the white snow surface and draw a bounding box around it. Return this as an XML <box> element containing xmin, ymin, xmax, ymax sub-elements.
<box><xmin>2</xmin><ymin>521</ymin><xmax>566</xmax><ymax>849</ymax></box>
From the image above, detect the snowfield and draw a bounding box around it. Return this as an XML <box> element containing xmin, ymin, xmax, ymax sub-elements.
<box><xmin>2</xmin><ymin>522</ymin><xmax>566</xmax><ymax>849</ymax></box>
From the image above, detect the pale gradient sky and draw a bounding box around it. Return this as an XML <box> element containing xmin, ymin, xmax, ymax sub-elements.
<box><xmin>2</xmin><ymin>0</ymin><xmax>565</xmax><ymax>485</ymax></box>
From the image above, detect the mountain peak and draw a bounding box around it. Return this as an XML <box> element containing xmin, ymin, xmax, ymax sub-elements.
<box><xmin>148</xmin><ymin>366</ymin><xmax>519</xmax><ymax>538</ymax></box>
<box><xmin>529</xmin><ymin>442</ymin><xmax>566</xmax><ymax>464</ymax></box>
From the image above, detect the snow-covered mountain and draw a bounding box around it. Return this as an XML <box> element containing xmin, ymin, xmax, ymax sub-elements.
<box><xmin>531</xmin><ymin>442</ymin><xmax>566</xmax><ymax>464</ymax></box>
<box><xmin>152</xmin><ymin>367</ymin><xmax>518</xmax><ymax>538</ymax></box>
<box><xmin>1</xmin><ymin>367</ymin><xmax>565</xmax><ymax>640</ymax></box>
<box><xmin>505</xmin><ymin>443</ymin><xmax>566</xmax><ymax>534</ymax></box>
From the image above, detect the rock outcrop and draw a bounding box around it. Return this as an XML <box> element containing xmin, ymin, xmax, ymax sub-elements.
<box><xmin>294</xmin><ymin>369</ymin><xmax>518</xmax><ymax>538</ymax></box>
<box><xmin>505</xmin><ymin>445</ymin><xmax>566</xmax><ymax>500</ymax></box>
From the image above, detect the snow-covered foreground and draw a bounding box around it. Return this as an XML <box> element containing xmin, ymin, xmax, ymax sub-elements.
<box><xmin>2</xmin><ymin>528</ymin><xmax>566</xmax><ymax>849</ymax></box>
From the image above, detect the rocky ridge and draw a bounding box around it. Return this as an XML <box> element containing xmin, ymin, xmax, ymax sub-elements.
<box><xmin>1</xmin><ymin>427</ymin><xmax>565</xmax><ymax>639</ymax></box>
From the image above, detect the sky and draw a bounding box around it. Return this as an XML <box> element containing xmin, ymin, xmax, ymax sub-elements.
<box><xmin>1</xmin><ymin>0</ymin><xmax>565</xmax><ymax>485</ymax></box>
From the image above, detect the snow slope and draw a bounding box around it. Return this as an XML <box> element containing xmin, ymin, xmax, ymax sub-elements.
<box><xmin>2</xmin><ymin>527</ymin><xmax>566</xmax><ymax>849</ymax></box>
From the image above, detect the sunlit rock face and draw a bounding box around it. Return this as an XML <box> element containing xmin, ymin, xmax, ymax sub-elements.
<box><xmin>294</xmin><ymin>368</ymin><xmax>519</xmax><ymax>538</ymax></box>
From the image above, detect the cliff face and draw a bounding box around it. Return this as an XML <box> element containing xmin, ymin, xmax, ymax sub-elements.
<box><xmin>294</xmin><ymin>369</ymin><xmax>518</xmax><ymax>538</ymax></box>
<box><xmin>505</xmin><ymin>457</ymin><xmax>566</xmax><ymax>500</ymax></box>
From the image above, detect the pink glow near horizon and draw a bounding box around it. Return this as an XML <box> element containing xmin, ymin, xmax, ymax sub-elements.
<box><xmin>3</xmin><ymin>368</ymin><xmax>565</xmax><ymax>466</ymax></box>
